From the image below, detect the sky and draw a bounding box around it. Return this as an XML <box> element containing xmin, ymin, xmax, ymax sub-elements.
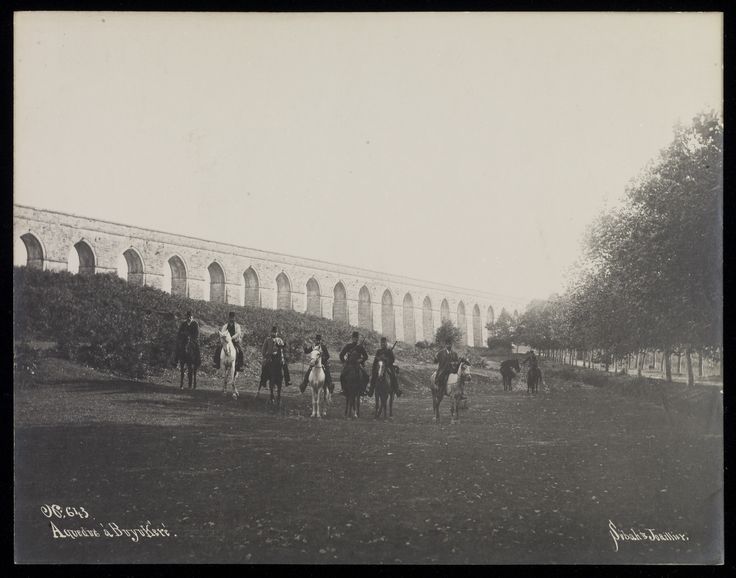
<box><xmin>13</xmin><ymin>12</ymin><xmax>722</xmax><ymax>309</ymax></box>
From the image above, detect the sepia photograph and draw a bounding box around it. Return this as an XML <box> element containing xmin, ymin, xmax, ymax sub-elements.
<box><xmin>13</xmin><ymin>11</ymin><xmax>723</xmax><ymax>564</ymax></box>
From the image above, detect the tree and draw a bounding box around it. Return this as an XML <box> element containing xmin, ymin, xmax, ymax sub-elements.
<box><xmin>435</xmin><ymin>319</ymin><xmax>463</xmax><ymax>348</ymax></box>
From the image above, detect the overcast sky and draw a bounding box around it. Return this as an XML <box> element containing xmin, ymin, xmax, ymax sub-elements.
<box><xmin>14</xmin><ymin>12</ymin><xmax>722</xmax><ymax>308</ymax></box>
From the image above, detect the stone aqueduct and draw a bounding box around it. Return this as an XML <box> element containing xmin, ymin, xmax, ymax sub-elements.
<box><xmin>14</xmin><ymin>205</ymin><xmax>501</xmax><ymax>347</ymax></box>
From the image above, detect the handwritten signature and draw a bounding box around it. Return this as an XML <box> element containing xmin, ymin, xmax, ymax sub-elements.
<box><xmin>608</xmin><ymin>519</ymin><xmax>689</xmax><ymax>552</ymax></box>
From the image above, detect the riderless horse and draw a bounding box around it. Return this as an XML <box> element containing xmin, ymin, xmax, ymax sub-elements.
<box><xmin>527</xmin><ymin>366</ymin><xmax>543</xmax><ymax>394</ymax></box>
<box><xmin>373</xmin><ymin>358</ymin><xmax>394</xmax><ymax>420</ymax></box>
<box><xmin>219</xmin><ymin>329</ymin><xmax>240</xmax><ymax>399</ymax></box>
<box><xmin>257</xmin><ymin>337</ymin><xmax>288</xmax><ymax>408</ymax></box>
<box><xmin>430</xmin><ymin>358</ymin><xmax>472</xmax><ymax>423</ymax></box>
<box><xmin>306</xmin><ymin>347</ymin><xmax>330</xmax><ymax>418</ymax></box>
<box><xmin>499</xmin><ymin>358</ymin><xmax>521</xmax><ymax>392</ymax></box>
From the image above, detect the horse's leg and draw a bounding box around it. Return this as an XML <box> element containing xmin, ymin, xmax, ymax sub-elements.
<box><xmin>188</xmin><ymin>365</ymin><xmax>193</xmax><ymax>389</ymax></box>
<box><xmin>311</xmin><ymin>386</ymin><xmax>317</xmax><ymax>418</ymax></box>
<box><xmin>179</xmin><ymin>365</ymin><xmax>185</xmax><ymax>389</ymax></box>
<box><xmin>389</xmin><ymin>393</ymin><xmax>394</xmax><ymax>417</ymax></box>
<box><xmin>193</xmin><ymin>368</ymin><xmax>197</xmax><ymax>390</ymax></box>
<box><xmin>233</xmin><ymin>371</ymin><xmax>239</xmax><ymax>398</ymax></box>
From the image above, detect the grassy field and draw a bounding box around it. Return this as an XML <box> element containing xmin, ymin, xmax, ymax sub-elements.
<box><xmin>14</xmin><ymin>354</ymin><xmax>723</xmax><ymax>565</ymax></box>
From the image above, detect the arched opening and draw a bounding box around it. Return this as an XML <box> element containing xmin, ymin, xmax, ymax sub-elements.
<box><xmin>487</xmin><ymin>306</ymin><xmax>495</xmax><ymax>327</ymax></box>
<box><xmin>16</xmin><ymin>233</ymin><xmax>44</xmax><ymax>269</ymax></box>
<box><xmin>422</xmin><ymin>296</ymin><xmax>434</xmax><ymax>341</ymax></box>
<box><xmin>166</xmin><ymin>255</ymin><xmax>188</xmax><ymax>297</ymax></box>
<box><xmin>333</xmin><ymin>282</ymin><xmax>348</xmax><ymax>324</ymax></box>
<box><xmin>473</xmin><ymin>304</ymin><xmax>482</xmax><ymax>347</ymax></box>
<box><xmin>306</xmin><ymin>277</ymin><xmax>321</xmax><ymax>317</ymax></box>
<box><xmin>382</xmin><ymin>289</ymin><xmax>396</xmax><ymax>342</ymax></box>
<box><xmin>208</xmin><ymin>262</ymin><xmax>226</xmax><ymax>303</ymax></box>
<box><xmin>457</xmin><ymin>301</ymin><xmax>467</xmax><ymax>346</ymax></box>
<box><xmin>276</xmin><ymin>272</ymin><xmax>292</xmax><ymax>310</ymax></box>
<box><xmin>243</xmin><ymin>267</ymin><xmax>260</xmax><ymax>307</ymax></box>
<box><xmin>116</xmin><ymin>248</ymin><xmax>145</xmax><ymax>286</ymax></box>
<box><xmin>358</xmin><ymin>285</ymin><xmax>372</xmax><ymax>330</ymax></box>
<box><xmin>68</xmin><ymin>240</ymin><xmax>95</xmax><ymax>275</ymax></box>
<box><xmin>441</xmin><ymin>299</ymin><xmax>450</xmax><ymax>323</ymax></box>
<box><xmin>402</xmin><ymin>293</ymin><xmax>415</xmax><ymax>344</ymax></box>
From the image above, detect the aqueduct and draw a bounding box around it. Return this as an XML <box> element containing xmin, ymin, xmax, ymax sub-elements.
<box><xmin>14</xmin><ymin>204</ymin><xmax>502</xmax><ymax>347</ymax></box>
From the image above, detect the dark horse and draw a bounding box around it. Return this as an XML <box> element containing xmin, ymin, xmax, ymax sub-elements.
<box><xmin>499</xmin><ymin>358</ymin><xmax>521</xmax><ymax>392</ymax></box>
<box><xmin>176</xmin><ymin>336</ymin><xmax>200</xmax><ymax>390</ymax></box>
<box><xmin>373</xmin><ymin>359</ymin><xmax>394</xmax><ymax>420</ymax></box>
<box><xmin>340</xmin><ymin>362</ymin><xmax>367</xmax><ymax>419</ymax></box>
<box><xmin>527</xmin><ymin>366</ymin><xmax>543</xmax><ymax>394</ymax></box>
<box><xmin>258</xmin><ymin>350</ymin><xmax>287</xmax><ymax>408</ymax></box>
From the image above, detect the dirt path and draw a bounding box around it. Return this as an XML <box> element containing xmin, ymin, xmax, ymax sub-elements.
<box><xmin>14</xmin><ymin>359</ymin><xmax>722</xmax><ymax>564</ymax></box>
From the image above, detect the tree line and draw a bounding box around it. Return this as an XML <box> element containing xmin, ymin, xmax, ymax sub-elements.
<box><xmin>486</xmin><ymin>112</ymin><xmax>722</xmax><ymax>387</ymax></box>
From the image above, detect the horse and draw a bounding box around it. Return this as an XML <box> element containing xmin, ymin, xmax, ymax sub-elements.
<box><xmin>177</xmin><ymin>336</ymin><xmax>200</xmax><ymax>390</ymax></box>
<box><xmin>527</xmin><ymin>366</ymin><xmax>543</xmax><ymax>394</ymax></box>
<box><xmin>218</xmin><ymin>330</ymin><xmax>240</xmax><ymax>399</ymax></box>
<box><xmin>430</xmin><ymin>358</ymin><xmax>472</xmax><ymax>423</ymax></box>
<box><xmin>499</xmin><ymin>358</ymin><xmax>521</xmax><ymax>392</ymax></box>
<box><xmin>257</xmin><ymin>340</ymin><xmax>287</xmax><ymax>408</ymax></box>
<box><xmin>373</xmin><ymin>359</ymin><xmax>394</xmax><ymax>420</ymax></box>
<box><xmin>307</xmin><ymin>347</ymin><xmax>330</xmax><ymax>418</ymax></box>
<box><xmin>340</xmin><ymin>362</ymin><xmax>366</xmax><ymax>419</ymax></box>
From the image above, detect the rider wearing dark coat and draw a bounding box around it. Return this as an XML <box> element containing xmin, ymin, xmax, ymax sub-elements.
<box><xmin>434</xmin><ymin>339</ymin><xmax>459</xmax><ymax>389</ymax></box>
<box><xmin>522</xmin><ymin>349</ymin><xmax>539</xmax><ymax>370</ymax></box>
<box><xmin>213</xmin><ymin>312</ymin><xmax>245</xmax><ymax>371</ymax></box>
<box><xmin>260</xmin><ymin>326</ymin><xmax>291</xmax><ymax>386</ymax></box>
<box><xmin>339</xmin><ymin>331</ymin><xmax>369</xmax><ymax>395</ymax></box>
<box><xmin>175</xmin><ymin>311</ymin><xmax>201</xmax><ymax>368</ymax></box>
<box><xmin>368</xmin><ymin>337</ymin><xmax>402</xmax><ymax>397</ymax></box>
<box><xmin>300</xmin><ymin>334</ymin><xmax>333</xmax><ymax>393</ymax></box>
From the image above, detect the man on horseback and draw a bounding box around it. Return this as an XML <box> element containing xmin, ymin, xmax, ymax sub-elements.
<box><xmin>434</xmin><ymin>338</ymin><xmax>465</xmax><ymax>399</ymax></box>
<box><xmin>174</xmin><ymin>311</ymin><xmax>201</xmax><ymax>380</ymax></box>
<box><xmin>522</xmin><ymin>349</ymin><xmax>539</xmax><ymax>371</ymax></box>
<box><xmin>260</xmin><ymin>325</ymin><xmax>291</xmax><ymax>387</ymax></box>
<box><xmin>339</xmin><ymin>331</ymin><xmax>369</xmax><ymax>395</ymax></box>
<box><xmin>300</xmin><ymin>333</ymin><xmax>333</xmax><ymax>394</ymax></box>
<box><xmin>368</xmin><ymin>337</ymin><xmax>402</xmax><ymax>398</ymax></box>
<box><xmin>214</xmin><ymin>312</ymin><xmax>245</xmax><ymax>372</ymax></box>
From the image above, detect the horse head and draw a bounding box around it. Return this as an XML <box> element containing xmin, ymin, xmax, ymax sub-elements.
<box><xmin>309</xmin><ymin>347</ymin><xmax>322</xmax><ymax>367</ymax></box>
<box><xmin>219</xmin><ymin>329</ymin><xmax>232</xmax><ymax>345</ymax></box>
<box><xmin>376</xmin><ymin>359</ymin><xmax>385</xmax><ymax>378</ymax></box>
<box><xmin>459</xmin><ymin>358</ymin><xmax>472</xmax><ymax>382</ymax></box>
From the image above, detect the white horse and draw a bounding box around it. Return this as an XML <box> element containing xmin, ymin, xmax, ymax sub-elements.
<box><xmin>430</xmin><ymin>358</ymin><xmax>472</xmax><ymax>423</ymax></box>
<box><xmin>219</xmin><ymin>330</ymin><xmax>240</xmax><ymax>399</ymax></box>
<box><xmin>307</xmin><ymin>347</ymin><xmax>330</xmax><ymax>418</ymax></box>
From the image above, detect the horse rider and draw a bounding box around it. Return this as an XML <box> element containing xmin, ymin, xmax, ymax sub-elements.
<box><xmin>260</xmin><ymin>325</ymin><xmax>292</xmax><ymax>387</ymax></box>
<box><xmin>300</xmin><ymin>333</ymin><xmax>333</xmax><ymax>394</ymax></box>
<box><xmin>339</xmin><ymin>331</ymin><xmax>369</xmax><ymax>395</ymax></box>
<box><xmin>522</xmin><ymin>349</ymin><xmax>539</xmax><ymax>371</ymax></box>
<box><xmin>174</xmin><ymin>310</ymin><xmax>201</xmax><ymax>369</ymax></box>
<box><xmin>368</xmin><ymin>337</ymin><xmax>403</xmax><ymax>398</ymax></box>
<box><xmin>434</xmin><ymin>337</ymin><xmax>465</xmax><ymax>399</ymax></box>
<box><xmin>214</xmin><ymin>312</ymin><xmax>245</xmax><ymax>372</ymax></box>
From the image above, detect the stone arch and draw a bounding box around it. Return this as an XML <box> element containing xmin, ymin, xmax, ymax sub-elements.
<box><xmin>306</xmin><ymin>277</ymin><xmax>321</xmax><ymax>317</ymax></box>
<box><xmin>422</xmin><ymin>296</ymin><xmax>434</xmax><ymax>342</ymax></box>
<box><xmin>333</xmin><ymin>281</ymin><xmax>348</xmax><ymax>324</ymax></box>
<box><xmin>487</xmin><ymin>305</ymin><xmax>495</xmax><ymax>327</ymax></box>
<box><xmin>208</xmin><ymin>261</ymin><xmax>226</xmax><ymax>303</ymax></box>
<box><xmin>402</xmin><ymin>293</ymin><xmax>416</xmax><ymax>344</ymax></box>
<box><xmin>440</xmin><ymin>298</ymin><xmax>450</xmax><ymax>323</ymax></box>
<box><xmin>276</xmin><ymin>272</ymin><xmax>292</xmax><ymax>310</ymax></box>
<box><xmin>68</xmin><ymin>239</ymin><xmax>96</xmax><ymax>275</ymax></box>
<box><xmin>473</xmin><ymin>304</ymin><xmax>482</xmax><ymax>347</ymax></box>
<box><xmin>382</xmin><ymin>289</ymin><xmax>396</xmax><ymax>341</ymax></box>
<box><xmin>358</xmin><ymin>285</ymin><xmax>373</xmax><ymax>330</ymax></box>
<box><xmin>166</xmin><ymin>255</ymin><xmax>188</xmax><ymax>297</ymax></box>
<box><xmin>122</xmin><ymin>247</ymin><xmax>145</xmax><ymax>286</ymax></box>
<box><xmin>17</xmin><ymin>232</ymin><xmax>45</xmax><ymax>269</ymax></box>
<box><xmin>243</xmin><ymin>267</ymin><xmax>260</xmax><ymax>307</ymax></box>
<box><xmin>457</xmin><ymin>301</ymin><xmax>467</xmax><ymax>345</ymax></box>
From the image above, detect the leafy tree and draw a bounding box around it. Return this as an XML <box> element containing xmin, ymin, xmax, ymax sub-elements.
<box><xmin>435</xmin><ymin>319</ymin><xmax>463</xmax><ymax>348</ymax></box>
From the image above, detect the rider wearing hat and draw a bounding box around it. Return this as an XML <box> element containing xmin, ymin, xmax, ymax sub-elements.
<box><xmin>300</xmin><ymin>333</ymin><xmax>333</xmax><ymax>394</ymax></box>
<box><xmin>260</xmin><ymin>325</ymin><xmax>291</xmax><ymax>387</ymax></box>
<box><xmin>368</xmin><ymin>337</ymin><xmax>402</xmax><ymax>398</ymax></box>
<box><xmin>339</xmin><ymin>331</ymin><xmax>369</xmax><ymax>395</ymax></box>
<box><xmin>174</xmin><ymin>310</ymin><xmax>201</xmax><ymax>370</ymax></box>
<box><xmin>214</xmin><ymin>312</ymin><xmax>245</xmax><ymax>372</ymax></box>
<box><xmin>522</xmin><ymin>349</ymin><xmax>539</xmax><ymax>370</ymax></box>
<box><xmin>434</xmin><ymin>337</ymin><xmax>459</xmax><ymax>392</ymax></box>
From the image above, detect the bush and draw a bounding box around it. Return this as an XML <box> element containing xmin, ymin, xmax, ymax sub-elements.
<box><xmin>415</xmin><ymin>340</ymin><xmax>432</xmax><ymax>349</ymax></box>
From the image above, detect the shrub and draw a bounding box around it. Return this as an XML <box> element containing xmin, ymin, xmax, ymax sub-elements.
<box><xmin>435</xmin><ymin>320</ymin><xmax>463</xmax><ymax>348</ymax></box>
